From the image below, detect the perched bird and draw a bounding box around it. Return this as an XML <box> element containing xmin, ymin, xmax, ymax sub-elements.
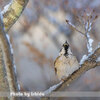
<box><xmin>54</xmin><ymin>41</ymin><xmax>79</xmax><ymax>81</ymax></box>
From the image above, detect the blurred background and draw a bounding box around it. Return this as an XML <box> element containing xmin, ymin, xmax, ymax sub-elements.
<box><xmin>0</xmin><ymin>0</ymin><xmax>100</xmax><ymax>100</ymax></box>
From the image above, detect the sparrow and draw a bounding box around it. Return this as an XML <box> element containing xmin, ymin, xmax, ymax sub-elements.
<box><xmin>54</xmin><ymin>41</ymin><xmax>79</xmax><ymax>81</ymax></box>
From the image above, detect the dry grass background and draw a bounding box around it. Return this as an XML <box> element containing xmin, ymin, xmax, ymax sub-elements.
<box><xmin>0</xmin><ymin>0</ymin><xmax>100</xmax><ymax>100</ymax></box>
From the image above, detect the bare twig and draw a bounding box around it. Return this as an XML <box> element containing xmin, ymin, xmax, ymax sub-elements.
<box><xmin>84</xmin><ymin>13</ymin><xmax>94</xmax><ymax>53</ymax></box>
<box><xmin>66</xmin><ymin>11</ymin><xmax>98</xmax><ymax>54</ymax></box>
<box><xmin>44</xmin><ymin>81</ymin><xmax>63</xmax><ymax>95</ymax></box>
<box><xmin>66</xmin><ymin>20</ymin><xmax>85</xmax><ymax>36</ymax></box>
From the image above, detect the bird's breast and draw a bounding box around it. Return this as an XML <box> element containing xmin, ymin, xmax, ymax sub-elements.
<box><xmin>54</xmin><ymin>55</ymin><xmax>79</xmax><ymax>80</ymax></box>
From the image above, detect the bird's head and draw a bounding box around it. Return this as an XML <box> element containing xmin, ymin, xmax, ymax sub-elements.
<box><xmin>59</xmin><ymin>41</ymin><xmax>72</xmax><ymax>56</ymax></box>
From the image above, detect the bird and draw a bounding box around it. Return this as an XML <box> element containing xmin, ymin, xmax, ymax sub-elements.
<box><xmin>54</xmin><ymin>41</ymin><xmax>79</xmax><ymax>81</ymax></box>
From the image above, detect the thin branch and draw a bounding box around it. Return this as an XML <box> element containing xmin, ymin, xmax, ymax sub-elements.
<box><xmin>66</xmin><ymin>12</ymin><xmax>98</xmax><ymax>54</ymax></box>
<box><xmin>66</xmin><ymin>20</ymin><xmax>85</xmax><ymax>36</ymax></box>
<box><xmin>85</xmin><ymin>14</ymin><xmax>93</xmax><ymax>54</ymax></box>
<box><xmin>44</xmin><ymin>81</ymin><xmax>63</xmax><ymax>95</ymax></box>
<box><xmin>1</xmin><ymin>0</ymin><xmax>29</xmax><ymax>32</ymax></box>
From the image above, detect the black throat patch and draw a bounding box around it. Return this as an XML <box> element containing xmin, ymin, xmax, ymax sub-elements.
<box><xmin>64</xmin><ymin>45</ymin><xmax>69</xmax><ymax>56</ymax></box>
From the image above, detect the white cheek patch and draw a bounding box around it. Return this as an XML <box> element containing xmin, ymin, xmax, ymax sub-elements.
<box><xmin>59</xmin><ymin>47</ymin><xmax>65</xmax><ymax>56</ymax></box>
<box><xmin>68</xmin><ymin>48</ymin><xmax>72</xmax><ymax>55</ymax></box>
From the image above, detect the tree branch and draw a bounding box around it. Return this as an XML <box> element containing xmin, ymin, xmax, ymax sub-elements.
<box><xmin>0</xmin><ymin>13</ymin><xmax>19</xmax><ymax>100</ymax></box>
<box><xmin>1</xmin><ymin>0</ymin><xmax>29</xmax><ymax>32</ymax></box>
